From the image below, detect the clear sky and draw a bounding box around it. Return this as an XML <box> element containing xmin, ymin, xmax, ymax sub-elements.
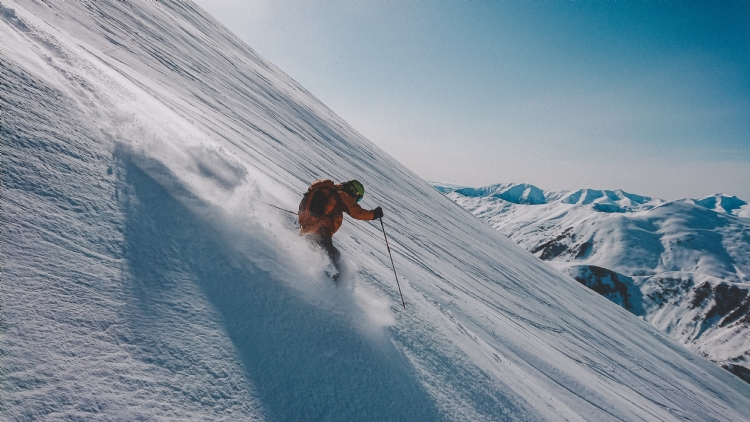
<box><xmin>196</xmin><ymin>0</ymin><xmax>750</xmax><ymax>201</ymax></box>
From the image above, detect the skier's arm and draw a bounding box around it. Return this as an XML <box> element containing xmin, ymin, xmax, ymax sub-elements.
<box><xmin>340</xmin><ymin>192</ymin><xmax>376</xmax><ymax>220</ymax></box>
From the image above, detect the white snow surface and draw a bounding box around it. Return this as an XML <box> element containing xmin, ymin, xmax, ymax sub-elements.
<box><xmin>436</xmin><ymin>182</ymin><xmax>750</xmax><ymax>384</ymax></box>
<box><xmin>2</xmin><ymin>1</ymin><xmax>749</xmax><ymax>420</ymax></box>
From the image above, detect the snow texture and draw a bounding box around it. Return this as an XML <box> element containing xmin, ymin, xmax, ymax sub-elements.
<box><xmin>2</xmin><ymin>1</ymin><xmax>749</xmax><ymax>420</ymax></box>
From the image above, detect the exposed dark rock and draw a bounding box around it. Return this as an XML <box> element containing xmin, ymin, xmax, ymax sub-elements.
<box><xmin>573</xmin><ymin>241</ymin><xmax>592</xmax><ymax>259</ymax></box>
<box><xmin>721</xmin><ymin>301</ymin><xmax>750</xmax><ymax>327</ymax></box>
<box><xmin>722</xmin><ymin>364</ymin><xmax>750</xmax><ymax>384</ymax></box>
<box><xmin>569</xmin><ymin>265</ymin><xmax>640</xmax><ymax>314</ymax></box>
<box><xmin>538</xmin><ymin>242</ymin><xmax>568</xmax><ymax>260</ymax></box>
<box><xmin>691</xmin><ymin>282</ymin><xmax>713</xmax><ymax>308</ymax></box>
<box><xmin>708</xmin><ymin>283</ymin><xmax>748</xmax><ymax>317</ymax></box>
<box><xmin>647</xmin><ymin>277</ymin><xmax>694</xmax><ymax>305</ymax></box>
<box><xmin>690</xmin><ymin>281</ymin><xmax>750</xmax><ymax>329</ymax></box>
<box><xmin>532</xmin><ymin>227</ymin><xmax>574</xmax><ymax>260</ymax></box>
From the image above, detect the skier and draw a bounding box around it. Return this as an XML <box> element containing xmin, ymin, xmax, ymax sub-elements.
<box><xmin>298</xmin><ymin>179</ymin><xmax>383</xmax><ymax>278</ymax></box>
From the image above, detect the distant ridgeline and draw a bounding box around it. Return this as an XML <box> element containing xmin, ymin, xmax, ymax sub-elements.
<box><xmin>434</xmin><ymin>182</ymin><xmax>750</xmax><ymax>384</ymax></box>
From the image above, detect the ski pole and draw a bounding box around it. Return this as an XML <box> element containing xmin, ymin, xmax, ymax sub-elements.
<box><xmin>263</xmin><ymin>202</ymin><xmax>298</xmax><ymax>215</ymax></box>
<box><xmin>380</xmin><ymin>217</ymin><xmax>406</xmax><ymax>310</ymax></box>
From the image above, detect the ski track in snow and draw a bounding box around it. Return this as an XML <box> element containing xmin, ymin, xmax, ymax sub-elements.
<box><xmin>2</xmin><ymin>1</ymin><xmax>749</xmax><ymax>421</ymax></box>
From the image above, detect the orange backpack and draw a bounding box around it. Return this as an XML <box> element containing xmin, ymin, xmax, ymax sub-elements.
<box><xmin>299</xmin><ymin>180</ymin><xmax>338</xmax><ymax>218</ymax></box>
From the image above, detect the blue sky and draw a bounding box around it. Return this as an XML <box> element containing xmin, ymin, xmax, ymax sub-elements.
<box><xmin>197</xmin><ymin>1</ymin><xmax>750</xmax><ymax>200</ymax></box>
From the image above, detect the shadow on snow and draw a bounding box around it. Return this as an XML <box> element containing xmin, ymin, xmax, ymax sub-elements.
<box><xmin>118</xmin><ymin>155</ymin><xmax>444</xmax><ymax>421</ymax></box>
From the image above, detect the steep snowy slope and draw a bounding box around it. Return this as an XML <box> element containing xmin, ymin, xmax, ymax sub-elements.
<box><xmin>436</xmin><ymin>182</ymin><xmax>750</xmax><ymax>384</ymax></box>
<box><xmin>2</xmin><ymin>1</ymin><xmax>749</xmax><ymax>420</ymax></box>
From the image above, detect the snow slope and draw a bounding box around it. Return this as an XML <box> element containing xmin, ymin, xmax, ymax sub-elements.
<box><xmin>2</xmin><ymin>1</ymin><xmax>749</xmax><ymax>420</ymax></box>
<box><xmin>436</xmin><ymin>182</ymin><xmax>750</xmax><ymax>384</ymax></box>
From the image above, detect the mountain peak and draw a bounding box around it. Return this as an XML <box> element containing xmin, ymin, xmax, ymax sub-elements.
<box><xmin>558</xmin><ymin>188</ymin><xmax>657</xmax><ymax>212</ymax></box>
<box><xmin>453</xmin><ymin>182</ymin><xmax>547</xmax><ymax>205</ymax></box>
<box><xmin>694</xmin><ymin>194</ymin><xmax>749</xmax><ymax>217</ymax></box>
<box><xmin>437</xmin><ymin>182</ymin><xmax>664</xmax><ymax>213</ymax></box>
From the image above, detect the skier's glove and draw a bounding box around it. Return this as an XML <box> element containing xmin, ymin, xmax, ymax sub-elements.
<box><xmin>372</xmin><ymin>206</ymin><xmax>384</xmax><ymax>219</ymax></box>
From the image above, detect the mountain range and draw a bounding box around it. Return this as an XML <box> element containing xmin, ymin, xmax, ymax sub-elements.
<box><xmin>434</xmin><ymin>182</ymin><xmax>750</xmax><ymax>384</ymax></box>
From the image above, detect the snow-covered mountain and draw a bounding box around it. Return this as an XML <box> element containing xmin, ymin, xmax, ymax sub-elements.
<box><xmin>3</xmin><ymin>1</ymin><xmax>749</xmax><ymax>420</ymax></box>
<box><xmin>435</xmin><ymin>182</ymin><xmax>750</xmax><ymax>384</ymax></box>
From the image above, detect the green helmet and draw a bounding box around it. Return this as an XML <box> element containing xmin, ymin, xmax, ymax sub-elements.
<box><xmin>345</xmin><ymin>179</ymin><xmax>365</xmax><ymax>202</ymax></box>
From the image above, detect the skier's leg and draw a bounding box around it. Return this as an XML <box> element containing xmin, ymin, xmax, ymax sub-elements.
<box><xmin>303</xmin><ymin>233</ymin><xmax>340</xmax><ymax>278</ymax></box>
<box><xmin>320</xmin><ymin>236</ymin><xmax>340</xmax><ymax>266</ymax></box>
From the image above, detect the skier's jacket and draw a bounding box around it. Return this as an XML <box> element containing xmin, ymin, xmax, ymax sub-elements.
<box><xmin>298</xmin><ymin>179</ymin><xmax>376</xmax><ymax>238</ymax></box>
